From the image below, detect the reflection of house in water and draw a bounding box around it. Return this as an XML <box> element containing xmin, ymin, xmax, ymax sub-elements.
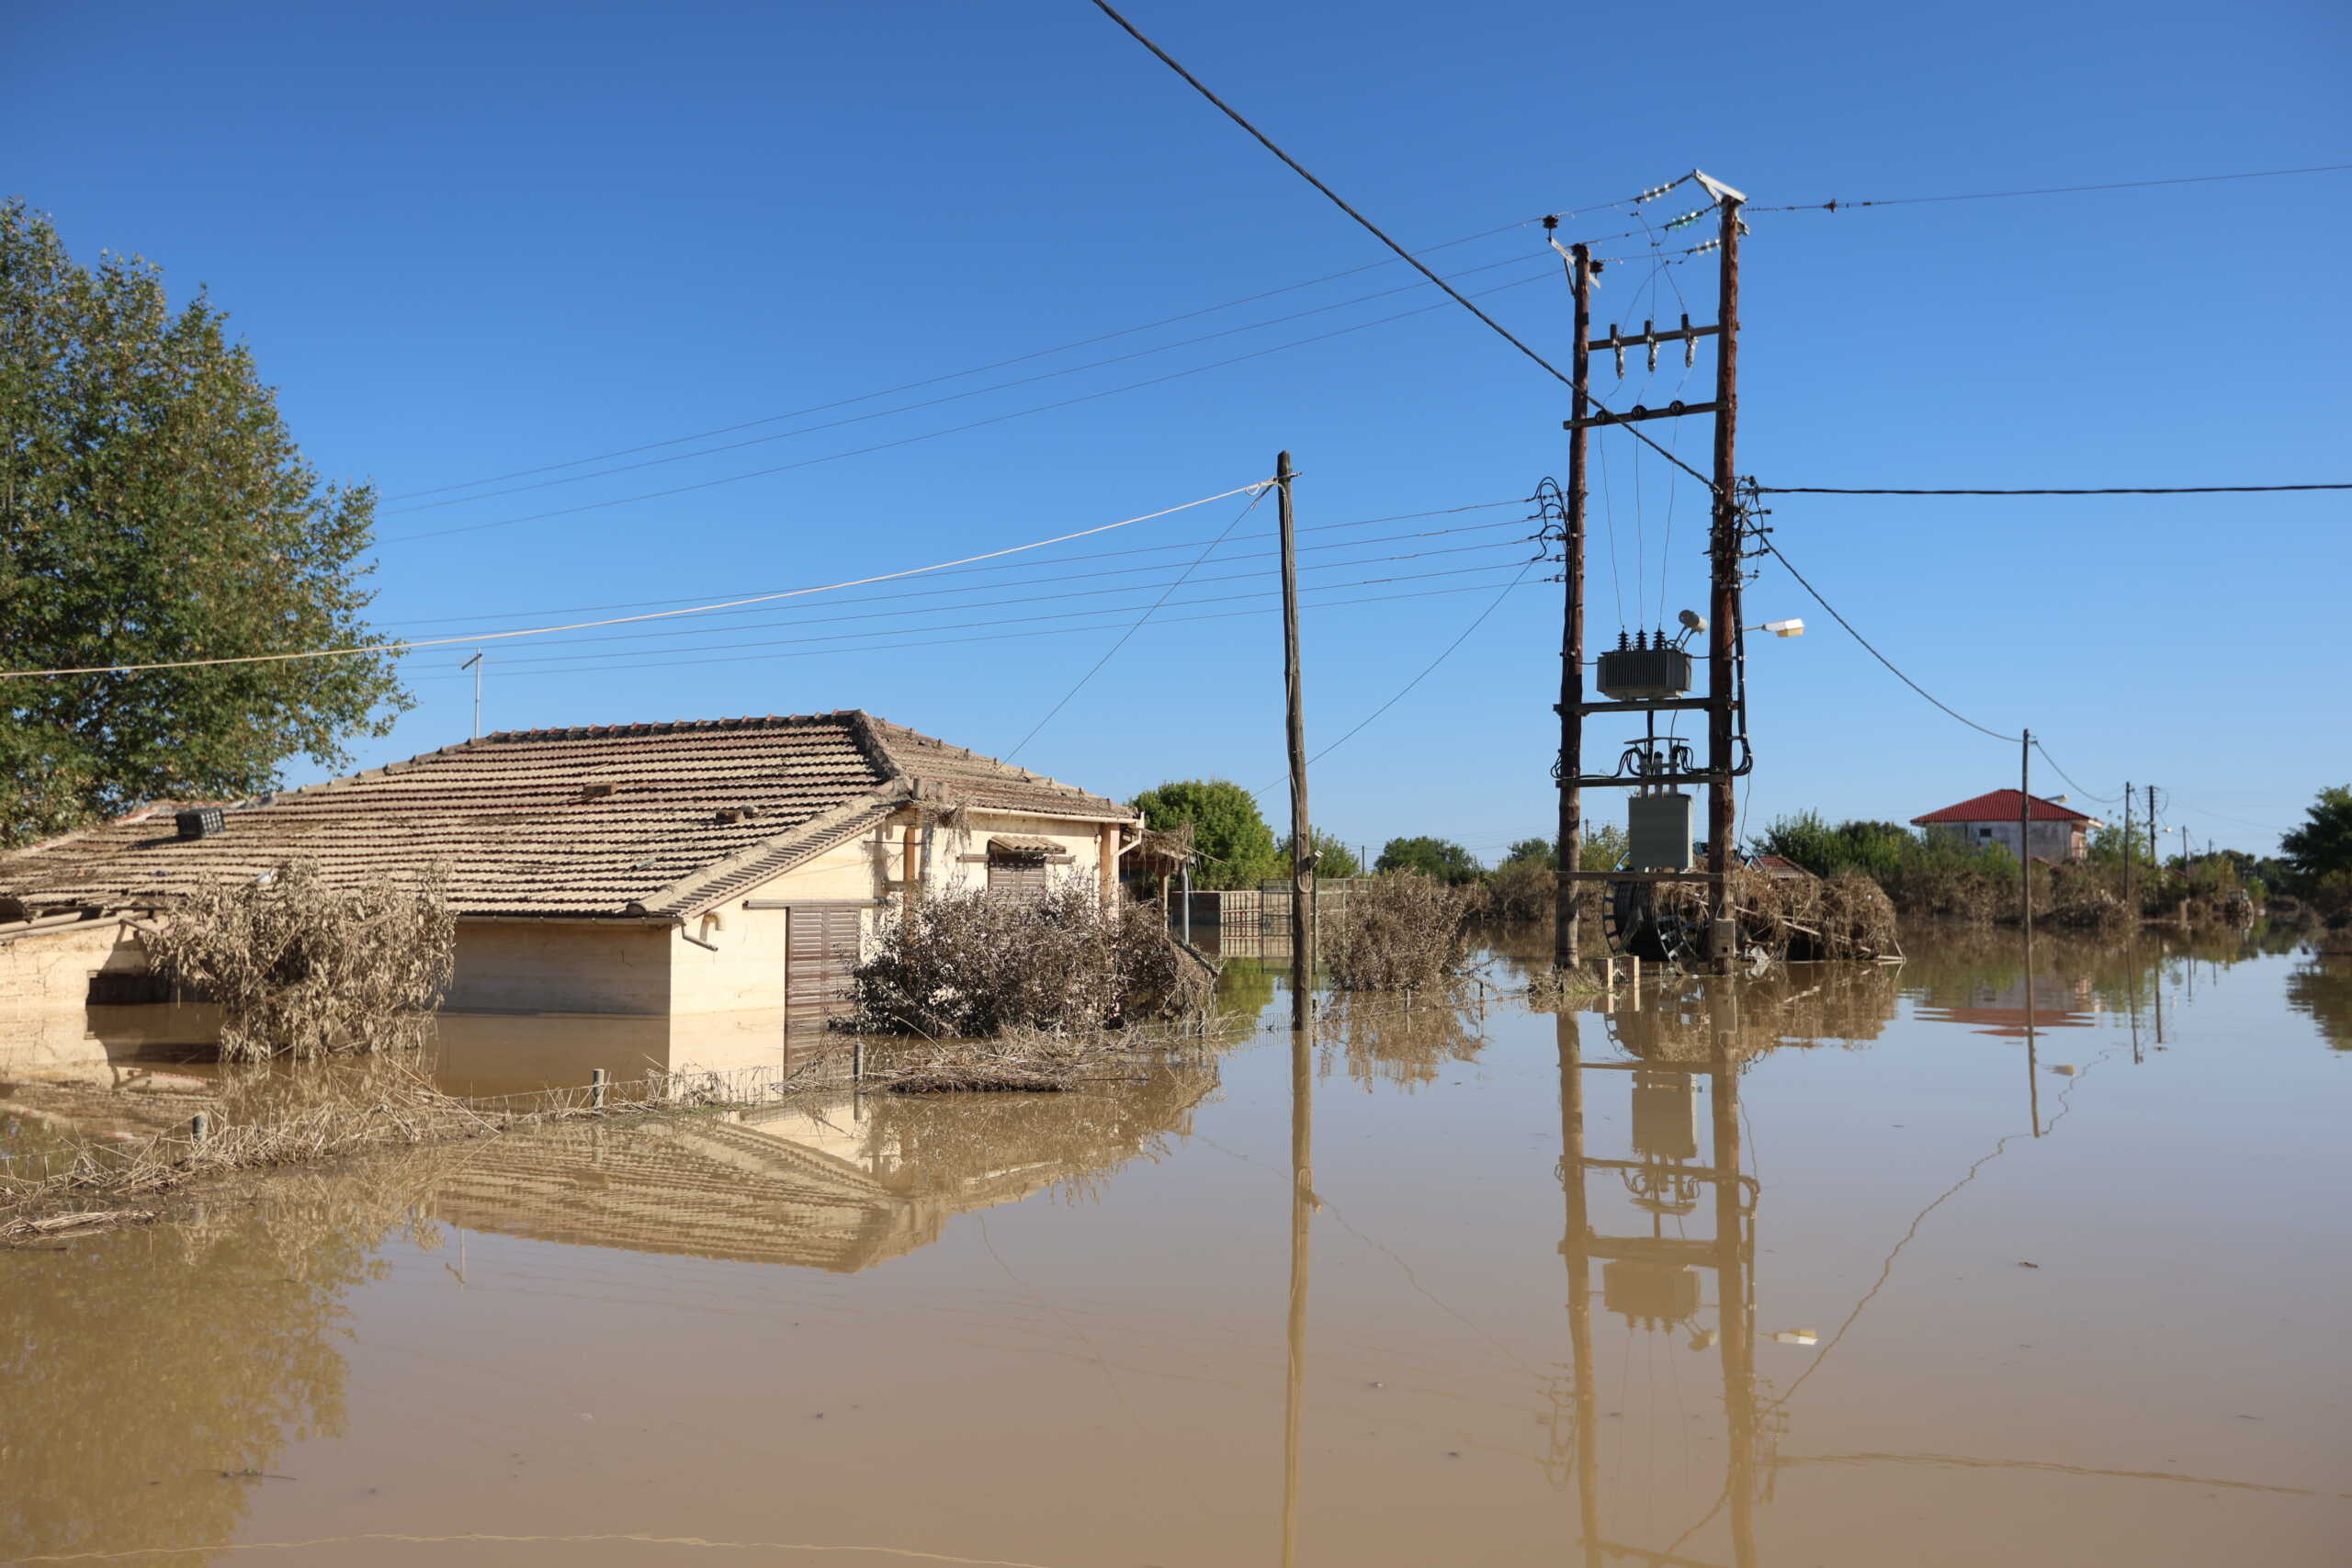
<box><xmin>424</xmin><ymin>1059</ymin><xmax>1220</xmax><ymax>1272</ymax></box>
<box><xmin>1909</xmin><ymin>969</ymin><xmax>2100</xmax><ymax>1038</ymax></box>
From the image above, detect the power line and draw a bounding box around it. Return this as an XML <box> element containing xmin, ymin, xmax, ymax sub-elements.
<box><xmin>1005</xmin><ymin>489</ymin><xmax>1269</xmax><ymax>761</ymax></box>
<box><xmin>388</xmin><ymin>215</ymin><xmax>1658</xmax><ymax>505</ymax></box>
<box><xmin>1082</xmin><ymin>0</ymin><xmax>1719</xmax><ymax>492</ymax></box>
<box><xmin>0</xmin><ymin>481</ymin><xmax>1273</xmax><ymax>680</ymax></box>
<box><xmin>1760</xmin><ymin>538</ymin><xmax>2019</xmax><ymax>743</ymax></box>
<box><xmin>417</xmin><ymin>558</ymin><xmax>1532</xmax><ymax>674</ymax></box>
<box><xmin>386</xmin><ymin>534</ymin><xmax>1532</xmax><ymax>660</ymax></box>
<box><xmin>2029</xmin><ymin>741</ymin><xmax>2123</xmax><ymax>805</ymax></box>
<box><xmin>1750</xmin><ymin>160</ymin><xmax>2352</xmax><ymax>213</ymax></box>
<box><xmin>400</xmin><ymin>574</ymin><xmax>1543</xmax><ymax>685</ymax></box>
<box><xmin>371</xmin><ymin>499</ymin><xmax>1533</xmax><ymax>628</ymax></box>
<box><xmin>1759</xmin><ymin>482</ymin><xmax>2352</xmax><ymax>497</ymax></box>
<box><xmin>1252</xmin><ymin>557</ymin><xmax>1544</xmax><ymax>797</ymax></box>
<box><xmin>386</xmin><ymin>252</ymin><xmax>1560</xmax><ymax>517</ymax></box>
<box><xmin>382</xmin><ymin>271</ymin><xmax>1560</xmax><ymax>545</ymax></box>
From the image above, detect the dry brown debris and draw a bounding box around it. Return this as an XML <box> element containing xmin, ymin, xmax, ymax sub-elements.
<box><xmin>144</xmin><ymin>861</ymin><xmax>454</xmax><ymax>1061</ymax></box>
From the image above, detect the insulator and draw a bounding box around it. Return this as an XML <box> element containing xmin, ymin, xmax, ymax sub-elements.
<box><xmin>1613</xmin><ymin>341</ymin><xmax>1625</xmax><ymax>377</ymax></box>
<box><xmin>1645</xmin><ymin>320</ymin><xmax>1658</xmax><ymax>373</ymax></box>
<box><xmin>1681</xmin><ymin>313</ymin><xmax>1696</xmax><ymax>368</ymax></box>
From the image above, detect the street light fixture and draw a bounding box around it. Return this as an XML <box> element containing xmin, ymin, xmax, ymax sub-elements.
<box><xmin>1742</xmin><ymin>617</ymin><xmax>1804</xmax><ymax>638</ymax></box>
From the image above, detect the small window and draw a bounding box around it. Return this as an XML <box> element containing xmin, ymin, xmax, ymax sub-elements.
<box><xmin>986</xmin><ymin>850</ymin><xmax>1049</xmax><ymax>899</ymax></box>
<box><xmin>1978</xmin><ymin>827</ymin><xmax>1994</xmax><ymax>840</ymax></box>
<box><xmin>87</xmin><ymin>970</ymin><xmax>174</xmax><ymax>1006</ymax></box>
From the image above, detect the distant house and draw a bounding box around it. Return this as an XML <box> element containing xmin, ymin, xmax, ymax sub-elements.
<box><xmin>0</xmin><ymin>711</ymin><xmax>1138</xmax><ymax>1078</ymax></box>
<box><xmin>1910</xmin><ymin>789</ymin><xmax>2101</xmax><ymax>864</ymax></box>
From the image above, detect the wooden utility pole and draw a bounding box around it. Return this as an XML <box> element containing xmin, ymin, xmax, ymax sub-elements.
<box><xmin>2122</xmin><ymin>781</ymin><xmax>2134</xmax><ymax>919</ymax></box>
<box><xmin>2018</xmin><ymin>731</ymin><xmax>2033</xmax><ymax>929</ymax></box>
<box><xmin>2147</xmin><ymin>784</ymin><xmax>2159</xmax><ymax>874</ymax></box>
<box><xmin>1278</xmin><ymin>451</ymin><xmax>1314</xmax><ymax>1030</ymax></box>
<box><xmin>1705</xmin><ymin>189</ymin><xmax>1745</xmax><ymax>974</ymax></box>
<box><xmin>1555</xmin><ymin>242</ymin><xmax>1594</xmax><ymax>971</ymax></box>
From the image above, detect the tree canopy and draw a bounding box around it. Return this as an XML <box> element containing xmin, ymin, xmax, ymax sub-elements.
<box><xmin>2281</xmin><ymin>786</ymin><xmax>2352</xmax><ymax>887</ymax></box>
<box><xmin>1375</xmin><ymin>836</ymin><xmax>1483</xmax><ymax>884</ymax></box>
<box><xmin>1278</xmin><ymin>829</ymin><xmax>1362</xmax><ymax>880</ymax></box>
<box><xmin>1130</xmin><ymin>778</ymin><xmax>1279</xmax><ymax>890</ymax></box>
<box><xmin>1</xmin><ymin>200</ymin><xmax>406</xmax><ymax>847</ymax></box>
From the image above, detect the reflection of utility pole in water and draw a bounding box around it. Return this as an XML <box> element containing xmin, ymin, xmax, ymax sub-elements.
<box><xmin>2024</xmin><ymin>913</ymin><xmax>2041</xmax><ymax>1139</ymax></box>
<box><xmin>1282</xmin><ymin>1019</ymin><xmax>1314</xmax><ymax>1568</ymax></box>
<box><xmin>1557</xmin><ymin>987</ymin><xmax>1765</xmax><ymax>1568</ymax></box>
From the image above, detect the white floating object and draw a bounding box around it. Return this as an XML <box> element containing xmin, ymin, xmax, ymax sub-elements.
<box><xmin>1771</xmin><ymin>1329</ymin><xmax>1819</xmax><ymax>1346</ymax></box>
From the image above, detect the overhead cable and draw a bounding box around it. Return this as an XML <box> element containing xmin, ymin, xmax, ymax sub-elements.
<box><xmin>1005</xmin><ymin>488</ymin><xmax>1269</xmax><ymax>760</ymax></box>
<box><xmin>2029</xmin><ymin>742</ymin><xmax>2123</xmax><ymax>806</ymax></box>
<box><xmin>403</xmin><ymin>575</ymin><xmax>1541</xmax><ymax>685</ymax></box>
<box><xmin>1761</xmin><ymin>539</ymin><xmax>2020</xmax><ymax>743</ymax></box>
<box><xmin>0</xmin><ymin>481</ymin><xmax>1274</xmax><ymax>680</ymax></box>
<box><xmin>387</xmin><ymin>254</ymin><xmax>1558</xmax><ymax>517</ymax></box>
<box><xmin>373</xmin><ymin>499</ymin><xmax>1532</xmax><ymax>627</ymax></box>
<box><xmin>391</xmin><ymin>217</ymin><xmax>1656</xmax><ymax>504</ymax></box>
<box><xmin>1759</xmin><ymin>482</ymin><xmax>2351</xmax><ymax>497</ymax></box>
<box><xmin>409</xmin><ymin>533</ymin><xmax>1532</xmax><ymax>660</ymax></box>
<box><xmin>421</xmin><ymin>559</ymin><xmax>1532</xmax><ymax>673</ymax></box>
<box><xmin>1750</xmin><ymin>161</ymin><xmax>2352</xmax><ymax>213</ymax></box>
<box><xmin>383</xmin><ymin>273</ymin><xmax>1560</xmax><ymax>544</ymax></box>
<box><xmin>1082</xmin><ymin>0</ymin><xmax>1718</xmax><ymax>491</ymax></box>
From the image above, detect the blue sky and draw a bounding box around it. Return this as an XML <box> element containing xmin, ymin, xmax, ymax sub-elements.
<box><xmin>9</xmin><ymin>0</ymin><xmax>2346</xmax><ymax>860</ymax></box>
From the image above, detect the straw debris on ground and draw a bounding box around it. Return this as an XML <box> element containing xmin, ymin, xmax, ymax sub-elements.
<box><xmin>145</xmin><ymin>861</ymin><xmax>455</xmax><ymax>1061</ymax></box>
<box><xmin>846</xmin><ymin>880</ymin><xmax>1214</xmax><ymax>1038</ymax></box>
<box><xmin>1323</xmin><ymin>872</ymin><xmax>1481</xmax><ymax>992</ymax></box>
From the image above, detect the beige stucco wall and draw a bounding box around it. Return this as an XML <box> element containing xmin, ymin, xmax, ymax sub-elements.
<box><xmin>445</xmin><ymin>920</ymin><xmax>673</xmax><ymax>1016</ymax></box>
<box><xmin>1924</xmin><ymin>818</ymin><xmax>2093</xmax><ymax>863</ymax></box>
<box><xmin>0</xmin><ymin>919</ymin><xmax>220</xmax><ymax>1074</ymax></box>
<box><xmin>922</xmin><ymin>810</ymin><xmax>1123</xmax><ymax>897</ymax></box>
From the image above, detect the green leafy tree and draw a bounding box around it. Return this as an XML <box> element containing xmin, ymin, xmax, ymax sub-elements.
<box><xmin>1277</xmin><ymin>829</ymin><xmax>1361</xmax><ymax>880</ymax></box>
<box><xmin>1130</xmin><ymin>778</ymin><xmax>1279</xmax><ymax>890</ymax></box>
<box><xmin>2281</xmin><ymin>786</ymin><xmax>2352</xmax><ymax>888</ymax></box>
<box><xmin>1580</xmin><ymin>824</ymin><xmax>1628</xmax><ymax>871</ymax></box>
<box><xmin>1</xmin><ymin>200</ymin><xmax>406</xmax><ymax>846</ymax></box>
<box><xmin>1494</xmin><ymin>829</ymin><xmax>1627</xmax><ymax>872</ymax></box>
<box><xmin>1501</xmin><ymin>836</ymin><xmax>1557</xmax><ymax>870</ymax></box>
<box><xmin>1375</xmin><ymin>836</ymin><xmax>1483</xmax><ymax>884</ymax></box>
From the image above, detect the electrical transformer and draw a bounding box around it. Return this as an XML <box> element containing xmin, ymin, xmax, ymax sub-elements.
<box><xmin>1628</xmin><ymin>792</ymin><xmax>1694</xmax><ymax>871</ymax></box>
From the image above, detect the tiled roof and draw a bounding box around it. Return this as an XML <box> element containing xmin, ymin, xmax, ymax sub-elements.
<box><xmin>0</xmin><ymin>711</ymin><xmax>1132</xmax><ymax>920</ymax></box>
<box><xmin>1911</xmin><ymin>789</ymin><xmax>2097</xmax><ymax>826</ymax></box>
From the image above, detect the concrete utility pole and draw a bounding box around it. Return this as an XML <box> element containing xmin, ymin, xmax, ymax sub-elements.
<box><xmin>1277</xmin><ymin>452</ymin><xmax>1314</xmax><ymax>1031</ymax></box>
<box><xmin>2147</xmin><ymin>784</ymin><xmax>2160</xmax><ymax>874</ymax></box>
<box><xmin>1554</xmin><ymin>241</ymin><xmax>1594</xmax><ymax>970</ymax></box>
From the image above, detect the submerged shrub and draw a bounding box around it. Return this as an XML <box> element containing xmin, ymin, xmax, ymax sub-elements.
<box><xmin>847</xmin><ymin>881</ymin><xmax>1213</xmax><ymax>1038</ymax></box>
<box><xmin>147</xmin><ymin>862</ymin><xmax>453</xmax><ymax>1061</ymax></box>
<box><xmin>1324</xmin><ymin>872</ymin><xmax>1480</xmax><ymax>991</ymax></box>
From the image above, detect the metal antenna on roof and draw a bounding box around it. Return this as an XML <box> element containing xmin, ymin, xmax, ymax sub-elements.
<box><xmin>460</xmin><ymin>649</ymin><xmax>485</xmax><ymax>739</ymax></box>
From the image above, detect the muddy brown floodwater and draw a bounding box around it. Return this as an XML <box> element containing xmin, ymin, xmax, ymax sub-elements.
<box><xmin>4</xmin><ymin>926</ymin><xmax>2348</xmax><ymax>1566</ymax></box>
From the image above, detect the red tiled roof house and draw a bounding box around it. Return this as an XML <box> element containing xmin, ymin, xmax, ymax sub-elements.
<box><xmin>0</xmin><ymin>711</ymin><xmax>1140</xmax><ymax>1079</ymax></box>
<box><xmin>1910</xmin><ymin>789</ymin><xmax>2102</xmax><ymax>864</ymax></box>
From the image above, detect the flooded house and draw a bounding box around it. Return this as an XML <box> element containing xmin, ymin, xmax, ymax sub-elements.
<box><xmin>0</xmin><ymin>711</ymin><xmax>1140</xmax><ymax>1082</ymax></box>
<box><xmin>1910</xmin><ymin>787</ymin><xmax>2101</xmax><ymax>863</ymax></box>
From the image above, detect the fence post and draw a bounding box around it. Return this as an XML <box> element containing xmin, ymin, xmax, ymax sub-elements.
<box><xmin>590</xmin><ymin>1068</ymin><xmax>607</xmax><ymax>1111</ymax></box>
<box><xmin>190</xmin><ymin>1112</ymin><xmax>209</xmax><ymax>1144</ymax></box>
<box><xmin>852</xmin><ymin>1039</ymin><xmax>866</xmax><ymax>1091</ymax></box>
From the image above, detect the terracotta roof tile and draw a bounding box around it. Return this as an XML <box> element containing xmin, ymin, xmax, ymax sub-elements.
<box><xmin>0</xmin><ymin>711</ymin><xmax>1134</xmax><ymax>920</ymax></box>
<box><xmin>1911</xmin><ymin>789</ymin><xmax>2098</xmax><ymax>826</ymax></box>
